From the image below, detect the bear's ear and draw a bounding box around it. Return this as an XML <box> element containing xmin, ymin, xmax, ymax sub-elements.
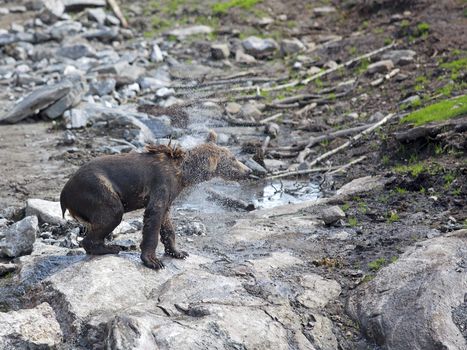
<box><xmin>206</xmin><ymin>130</ymin><xmax>217</xmax><ymax>143</ymax></box>
<box><xmin>207</xmin><ymin>155</ymin><xmax>219</xmax><ymax>172</ymax></box>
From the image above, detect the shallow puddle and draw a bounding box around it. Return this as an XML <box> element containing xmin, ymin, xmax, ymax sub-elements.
<box><xmin>177</xmin><ymin>179</ymin><xmax>321</xmax><ymax>213</ymax></box>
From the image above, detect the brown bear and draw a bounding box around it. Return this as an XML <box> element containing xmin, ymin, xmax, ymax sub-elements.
<box><xmin>60</xmin><ymin>132</ymin><xmax>250</xmax><ymax>269</ymax></box>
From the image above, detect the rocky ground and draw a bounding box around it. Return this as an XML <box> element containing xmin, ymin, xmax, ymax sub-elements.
<box><xmin>0</xmin><ymin>0</ymin><xmax>466</xmax><ymax>349</ymax></box>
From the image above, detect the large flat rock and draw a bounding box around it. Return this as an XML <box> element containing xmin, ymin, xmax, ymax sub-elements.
<box><xmin>348</xmin><ymin>229</ymin><xmax>467</xmax><ymax>350</ymax></box>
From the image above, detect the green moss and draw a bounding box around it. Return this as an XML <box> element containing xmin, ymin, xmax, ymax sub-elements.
<box><xmin>387</xmin><ymin>211</ymin><xmax>400</xmax><ymax>223</ymax></box>
<box><xmin>393</xmin><ymin>163</ymin><xmax>425</xmax><ymax>177</ymax></box>
<box><xmin>356</xmin><ymin>58</ymin><xmax>370</xmax><ymax>75</ymax></box>
<box><xmin>348</xmin><ymin>217</ymin><xmax>358</xmax><ymax>227</ymax></box>
<box><xmin>384</xmin><ymin>37</ymin><xmax>392</xmax><ymax>45</ymax></box>
<box><xmin>341</xmin><ymin>203</ymin><xmax>350</xmax><ymax>212</ymax></box>
<box><xmin>440</xmin><ymin>58</ymin><xmax>467</xmax><ymax>73</ymax></box>
<box><xmin>212</xmin><ymin>0</ymin><xmax>261</xmax><ymax>14</ymax></box>
<box><xmin>401</xmin><ymin>95</ymin><xmax>467</xmax><ymax>126</ymax></box>
<box><xmin>368</xmin><ymin>257</ymin><xmax>386</xmax><ymax>271</ymax></box>
<box><xmin>395</xmin><ymin>187</ymin><xmax>408</xmax><ymax>194</ymax></box>
<box><xmin>416</xmin><ymin>22</ymin><xmax>430</xmax><ymax>35</ymax></box>
<box><xmin>361</xmin><ymin>274</ymin><xmax>374</xmax><ymax>283</ymax></box>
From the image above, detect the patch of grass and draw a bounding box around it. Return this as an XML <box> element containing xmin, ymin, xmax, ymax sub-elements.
<box><xmin>395</xmin><ymin>187</ymin><xmax>408</xmax><ymax>194</ymax></box>
<box><xmin>382</xmin><ymin>155</ymin><xmax>390</xmax><ymax>166</ymax></box>
<box><xmin>452</xmin><ymin>187</ymin><xmax>462</xmax><ymax>196</ymax></box>
<box><xmin>434</xmin><ymin>143</ymin><xmax>444</xmax><ymax>155</ymax></box>
<box><xmin>416</xmin><ymin>22</ymin><xmax>430</xmax><ymax>36</ymax></box>
<box><xmin>393</xmin><ymin>163</ymin><xmax>425</xmax><ymax>177</ymax></box>
<box><xmin>436</xmin><ymin>82</ymin><xmax>455</xmax><ymax>97</ymax></box>
<box><xmin>361</xmin><ymin>274</ymin><xmax>374</xmax><ymax>283</ymax></box>
<box><xmin>387</xmin><ymin>211</ymin><xmax>400</xmax><ymax>223</ymax></box>
<box><xmin>212</xmin><ymin>0</ymin><xmax>261</xmax><ymax>14</ymax></box>
<box><xmin>341</xmin><ymin>203</ymin><xmax>350</xmax><ymax>212</ymax></box>
<box><xmin>368</xmin><ymin>257</ymin><xmax>386</xmax><ymax>271</ymax></box>
<box><xmin>348</xmin><ymin>217</ymin><xmax>358</xmax><ymax>227</ymax></box>
<box><xmin>390</xmin><ymin>256</ymin><xmax>398</xmax><ymax>263</ymax></box>
<box><xmin>401</xmin><ymin>95</ymin><xmax>467</xmax><ymax>126</ymax></box>
<box><xmin>400</xmin><ymin>19</ymin><xmax>410</xmax><ymax>29</ymax></box>
<box><xmin>356</xmin><ymin>58</ymin><xmax>370</xmax><ymax>75</ymax></box>
<box><xmin>384</xmin><ymin>37</ymin><xmax>392</xmax><ymax>45</ymax></box>
<box><xmin>348</xmin><ymin>46</ymin><xmax>358</xmax><ymax>55</ymax></box>
<box><xmin>440</xmin><ymin>57</ymin><xmax>467</xmax><ymax>72</ymax></box>
<box><xmin>358</xmin><ymin>202</ymin><xmax>368</xmax><ymax>214</ymax></box>
<box><xmin>444</xmin><ymin>172</ymin><xmax>456</xmax><ymax>188</ymax></box>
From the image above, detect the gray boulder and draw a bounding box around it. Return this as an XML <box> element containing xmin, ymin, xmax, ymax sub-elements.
<box><xmin>32</xmin><ymin>254</ymin><xmax>290</xmax><ymax>348</ymax></box>
<box><xmin>211</xmin><ymin>43</ymin><xmax>230</xmax><ymax>60</ymax></box>
<box><xmin>242</xmin><ymin>36</ymin><xmax>278</xmax><ymax>58</ymax></box>
<box><xmin>87</xmin><ymin>8</ymin><xmax>106</xmax><ymax>24</ymax></box>
<box><xmin>0</xmin><ymin>81</ymin><xmax>72</xmax><ymax>123</ymax></box>
<box><xmin>56</xmin><ymin>43</ymin><xmax>96</xmax><ymax>59</ymax></box>
<box><xmin>43</xmin><ymin>79</ymin><xmax>86</xmax><ymax>119</ymax></box>
<box><xmin>0</xmin><ymin>302</ymin><xmax>62</xmax><ymax>349</ymax></box>
<box><xmin>381</xmin><ymin>50</ymin><xmax>416</xmax><ymax>65</ymax></box>
<box><xmin>348</xmin><ymin>229</ymin><xmax>467</xmax><ymax>350</ymax></box>
<box><xmin>26</xmin><ymin>199</ymin><xmax>67</xmax><ymax>225</ymax></box>
<box><xmin>63</xmin><ymin>108</ymin><xmax>90</xmax><ymax>128</ymax></box>
<box><xmin>280</xmin><ymin>38</ymin><xmax>306</xmax><ymax>55</ymax></box>
<box><xmin>367</xmin><ymin>60</ymin><xmax>394</xmax><ymax>74</ymax></box>
<box><xmin>89</xmin><ymin>78</ymin><xmax>116</xmax><ymax>97</ymax></box>
<box><xmin>0</xmin><ymin>216</ymin><xmax>38</xmax><ymax>258</ymax></box>
<box><xmin>62</xmin><ymin>0</ymin><xmax>106</xmax><ymax>9</ymax></box>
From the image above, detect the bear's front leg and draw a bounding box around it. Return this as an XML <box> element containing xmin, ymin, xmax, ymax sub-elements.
<box><xmin>161</xmin><ymin>213</ymin><xmax>189</xmax><ymax>259</ymax></box>
<box><xmin>140</xmin><ymin>200</ymin><xmax>166</xmax><ymax>270</ymax></box>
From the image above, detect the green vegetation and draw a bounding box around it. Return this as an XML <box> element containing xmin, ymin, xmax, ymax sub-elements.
<box><xmin>358</xmin><ymin>202</ymin><xmax>368</xmax><ymax>214</ymax></box>
<box><xmin>384</xmin><ymin>37</ymin><xmax>392</xmax><ymax>45</ymax></box>
<box><xmin>382</xmin><ymin>155</ymin><xmax>390</xmax><ymax>166</ymax></box>
<box><xmin>443</xmin><ymin>172</ymin><xmax>456</xmax><ymax>190</ymax></box>
<box><xmin>395</xmin><ymin>187</ymin><xmax>408</xmax><ymax>194</ymax></box>
<box><xmin>401</xmin><ymin>95</ymin><xmax>467</xmax><ymax>126</ymax></box>
<box><xmin>348</xmin><ymin>217</ymin><xmax>358</xmax><ymax>227</ymax></box>
<box><xmin>356</xmin><ymin>58</ymin><xmax>370</xmax><ymax>75</ymax></box>
<box><xmin>416</xmin><ymin>22</ymin><xmax>430</xmax><ymax>36</ymax></box>
<box><xmin>440</xmin><ymin>57</ymin><xmax>467</xmax><ymax>72</ymax></box>
<box><xmin>393</xmin><ymin>163</ymin><xmax>425</xmax><ymax>177</ymax></box>
<box><xmin>212</xmin><ymin>0</ymin><xmax>261</xmax><ymax>14</ymax></box>
<box><xmin>341</xmin><ymin>203</ymin><xmax>350</xmax><ymax>212</ymax></box>
<box><xmin>387</xmin><ymin>211</ymin><xmax>400</xmax><ymax>223</ymax></box>
<box><xmin>361</xmin><ymin>274</ymin><xmax>374</xmax><ymax>283</ymax></box>
<box><xmin>368</xmin><ymin>257</ymin><xmax>386</xmax><ymax>271</ymax></box>
<box><xmin>452</xmin><ymin>187</ymin><xmax>462</xmax><ymax>196</ymax></box>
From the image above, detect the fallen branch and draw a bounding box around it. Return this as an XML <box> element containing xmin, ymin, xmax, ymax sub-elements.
<box><xmin>107</xmin><ymin>0</ymin><xmax>128</xmax><ymax>28</ymax></box>
<box><xmin>301</xmin><ymin>42</ymin><xmax>395</xmax><ymax>85</ymax></box>
<box><xmin>261</xmin><ymin>136</ymin><xmax>271</xmax><ymax>153</ymax></box>
<box><xmin>307</xmin><ymin>113</ymin><xmax>396</xmax><ymax>168</ymax></box>
<box><xmin>108</xmin><ymin>138</ymin><xmax>137</xmax><ymax>149</ymax></box>
<box><xmin>259</xmin><ymin>113</ymin><xmax>283</xmax><ymax>124</ymax></box>
<box><xmin>171</xmin><ymin>76</ymin><xmax>285</xmax><ymax>89</ymax></box>
<box><xmin>394</xmin><ymin>117</ymin><xmax>467</xmax><ymax>142</ymax></box>
<box><xmin>295</xmin><ymin>102</ymin><xmax>317</xmax><ymax>117</ymax></box>
<box><xmin>264</xmin><ymin>165</ymin><xmax>339</xmax><ymax>180</ymax></box>
<box><xmin>328</xmin><ymin>156</ymin><xmax>367</xmax><ymax>175</ymax></box>
<box><xmin>296</xmin><ymin>123</ymin><xmax>374</xmax><ymax>162</ymax></box>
